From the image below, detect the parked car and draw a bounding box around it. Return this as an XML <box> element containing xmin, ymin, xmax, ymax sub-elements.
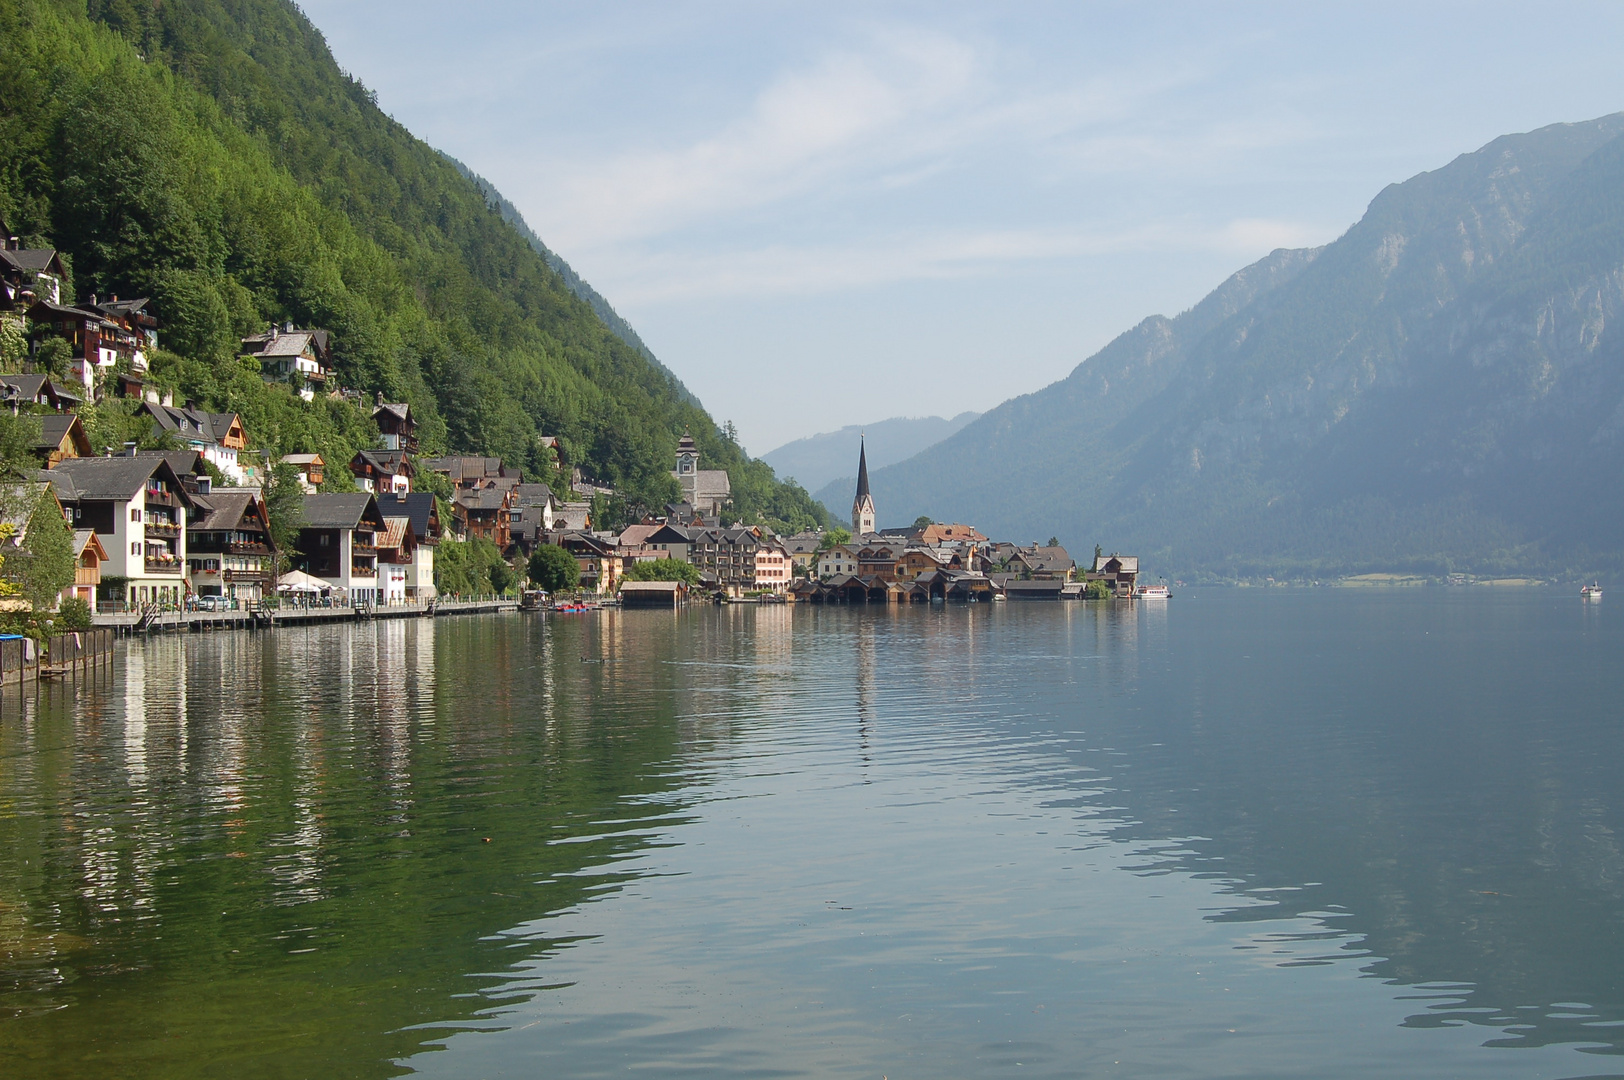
<box><xmin>196</xmin><ymin>594</ymin><xmax>229</xmax><ymax>611</ymax></box>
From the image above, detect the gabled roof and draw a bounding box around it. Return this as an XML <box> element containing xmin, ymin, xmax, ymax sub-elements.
<box><xmin>37</xmin><ymin>414</ymin><xmax>91</xmax><ymax>457</ymax></box>
<box><xmin>142</xmin><ymin>402</ymin><xmax>241</xmax><ymax>446</ymax></box>
<box><xmin>301</xmin><ymin>492</ymin><xmax>385</xmax><ymax>530</ymax></box>
<box><xmin>514</xmin><ymin>483</ymin><xmax>557</xmax><ymax>507</ymax></box>
<box><xmin>189</xmin><ymin>492</ymin><xmax>268</xmax><ymax>536</ymax></box>
<box><xmin>351</xmin><ymin>449</ymin><xmax>413</xmax><ymax>475</ymax></box>
<box><xmin>378</xmin><ymin>516</ymin><xmax>413</xmax><ymax>551</ymax></box>
<box><xmin>374</xmin><ymin>492</ymin><xmax>439</xmax><ymax>542</ymax></box>
<box><xmin>1093</xmin><ymin>553</ymin><xmax>1139</xmax><ymax>574</ymax></box>
<box><xmin>372</xmin><ymin>401</ymin><xmax>411</xmax><ymax>422</ymax></box>
<box><xmin>48</xmin><ymin>455</ymin><xmax>193</xmax><ymax>505</ymax></box>
<box><xmin>454</xmin><ymin>486</ymin><xmax>510</xmax><ymax>511</ymax></box>
<box><xmin>0</xmin><ymin>249</ymin><xmax>65</xmax><ymax>276</ymax></box>
<box><xmin>72</xmin><ymin>530</ymin><xmax>108</xmax><ymax>560</ymax></box>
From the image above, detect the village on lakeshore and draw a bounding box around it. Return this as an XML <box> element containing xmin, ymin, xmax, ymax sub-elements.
<box><xmin>0</xmin><ymin>222</ymin><xmax>1155</xmax><ymax>631</ymax></box>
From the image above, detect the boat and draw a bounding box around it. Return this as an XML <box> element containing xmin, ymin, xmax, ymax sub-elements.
<box><xmin>550</xmin><ymin>599</ymin><xmax>598</xmax><ymax>613</ymax></box>
<box><xmin>1136</xmin><ymin>584</ymin><xmax>1172</xmax><ymax>599</ymax></box>
<box><xmin>519</xmin><ymin>589</ymin><xmax>549</xmax><ymax>611</ymax></box>
<box><xmin>1582</xmin><ymin>582</ymin><xmax>1603</xmax><ymax>601</ymax></box>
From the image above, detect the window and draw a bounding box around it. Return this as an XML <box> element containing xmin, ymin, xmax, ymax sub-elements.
<box><xmin>131</xmin><ymin>507</ymin><xmax>141</xmax><ymax>522</ymax></box>
<box><xmin>131</xmin><ymin>542</ymin><xmax>140</xmax><ymax>555</ymax></box>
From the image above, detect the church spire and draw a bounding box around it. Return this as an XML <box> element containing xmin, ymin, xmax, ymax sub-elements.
<box><xmin>851</xmin><ymin>435</ymin><xmax>876</xmax><ymax>536</ymax></box>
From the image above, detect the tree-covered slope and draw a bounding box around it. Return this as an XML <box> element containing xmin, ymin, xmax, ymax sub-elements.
<box><xmin>0</xmin><ymin>0</ymin><xmax>823</xmax><ymax>529</ymax></box>
<box><xmin>865</xmin><ymin>115</ymin><xmax>1624</xmax><ymax>577</ymax></box>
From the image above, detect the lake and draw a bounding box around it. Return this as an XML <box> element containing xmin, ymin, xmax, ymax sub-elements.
<box><xmin>1</xmin><ymin>592</ymin><xmax>1621</xmax><ymax>1078</ymax></box>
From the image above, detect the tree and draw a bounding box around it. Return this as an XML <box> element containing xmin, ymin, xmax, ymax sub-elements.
<box><xmin>1048</xmin><ymin>537</ymin><xmax>1060</xmax><ymax>548</ymax></box>
<box><xmin>819</xmin><ymin>526</ymin><xmax>851</xmax><ymax>551</ymax></box>
<box><xmin>33</xmin><ymin>337</ymin><xmax>72</xmax><ymax>379</ymax></box>
<box><xmin>489</xmin><ymin>558</ymin><xmax>517</xmax><ymax>595</ymax></box>
<box><xmin>528</xmin><ymin>544</ymin><xmax>579</xmax><ymax>592</ymax></box>
<box><xmin>263</xmin><ymin>461</ymin><xmax>305</xmax><ymax>571</ymax></box>
<box><xmin>56</xmin><ymin>596</ymin><xmax>92</xmax><ymax>630</ymax></box>
<box><xmin>6</xmin><ymin>490</ymin><xmax>75</xmax><ymax>610</ymax></box>
<box><xmin>623</xmin><ymin>558</ymin><xmax>699</xmax><ymax>585</ymax></box>
<box><xmin>913</xmin><ymin>516</ymin><xmax>934</xmax><ymax>531</ymax></box>
<box><xmin>1084</xmin><ymin>579</ymin><xmax>1114</xmax><ymax>600</ymax></box>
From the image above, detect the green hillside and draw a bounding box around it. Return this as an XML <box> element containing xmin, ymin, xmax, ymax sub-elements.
<box><xmin>0</xmin><ymin>0</ymin><xmax>823</xmax><ymax>529</ymax></box>
<box><xmin>864</xmin><ymin>115</ymin><xmax>1624</xmax><ymax>579</ymax></box>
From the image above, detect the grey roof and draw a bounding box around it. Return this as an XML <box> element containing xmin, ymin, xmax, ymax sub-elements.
<box><xmin>189</xmin><ymin>492</ymin><xmax>260</xmax><ymax>532</ymax></box>
<box><xmin>135</xmin><ymin>449</ymin><xmax>207</xmax><ymax>478</ymax></box>
<box><xmin>455</xmin><ymin>487</ymin><xmax>509</xmax><ymax>511</ymax></box>
<box><xmin>1</xmin><ymin>374</ymin><xmax>47</xmax><ymax>400</ymax></box>
<box><xmin>373</xmin><ymin>402</ymin><xmax>410</xmax><ymax>422</ymax></box>
<box><xmin>374</xmin><ymin>492</ymin><xmax>438</xmax><ymax>541</ymax></box>
<box><xmin>0</xmin><ymin>249</ymin><xmax>63</xmax><ymax>274</ymax></box>
<box><xmin>352</xmin><ymin>449</ymin><xmax>412</xmax><ymax>474</ymax></box>
<box><xmin>514</xmin><ymin>483</ymin><xmax>556</xmax><ymax>507</ymax></box>
<box><xmin>72</xmin><ymin>529</ymin><xmax>99</xmax><ymax>557</ymax></box>
<box><xmin>144</xmin><ymin>403</ymin><xmax>239</xmax><ymax>445</ymax></box>
<box><xmin>49</xmin><ymin>455</ymin><xmax>191</xmax><ymax>503</ymax></box>
<box><xmin>254</xmin><ymin>331</ymin><xmax>319</xmax><ymax>358</ymax></box>
<box><xmin>36</xmin><ymin>414</ymin><xmax>84</xmax><ymax>451</ymax></box>
<box><xmin>301</xmin><ymin>492</ymin><xmax>384</xmax><ymax>530</ymax></box>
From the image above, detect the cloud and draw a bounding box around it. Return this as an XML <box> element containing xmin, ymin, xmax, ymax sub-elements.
<box><xmin>600</xmin><ymin>217</ymin><xmax>1331</xmax><ymax>304</ymax></box>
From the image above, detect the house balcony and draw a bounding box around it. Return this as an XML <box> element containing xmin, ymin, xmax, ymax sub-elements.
<box><xmin>145</xmin><ymin>520</ymin><xmax>181</xmax><ymax>538</ymax></box>
<box><xmin>225</xmin><ymin>541</ymin><xmax>270</xmax><ymax>555</ymax></box>
<box><xmin>144</xmin><ymin>557</ymin><xmax>183</xmax><ymax>574</ymax></box>
<box><xmin>74</xmin><ymin>566</ymin><xmax>99</xmax><ymax>587</ymax></box>
<box><xmin>223</xmin><ymin>569</ymin><xmax>269</xmax><ymax>583</ymax></box>
<box><xmin>144</xmin><ymin>490</ymin><xmax>175</xmax><ymax>508</ymax></box>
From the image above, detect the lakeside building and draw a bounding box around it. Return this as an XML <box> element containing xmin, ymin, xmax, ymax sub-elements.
<box><xmin>376</xmin><ymin>491</ymin><xmax>441</xmax><ymax>601</ymax></box>
<box><xmin>63</xmin><ymin>529</ymin><xmax>106</xmax><ymax>607</ymax></box>
<box><xmin>140</xmin><ymin>403</ymin><xmax>251</xmax><ymax>482</ymax></box>
<box><xmin>44</xmin><ymin>452</ymin><xmax>195</xmax><ymax>607</ymax></box>
<box><xmin>349</xmin><ymin>449</ymin><xmax>413</xmax><ymax>494</ymax></box>
<box><xmin>295</xmin><ymin>493</ymin><xmax>387</xmax><ymax>605</ymax></box>
<box><xmin>186</xmin><ymin>488</ymin><xmax>276</xmax><ymax>602</ymax></box>
<box><xmin>1089</xmin><ymin>553</ymin><xmax>1139</xmax><ymax>597</ymax></box>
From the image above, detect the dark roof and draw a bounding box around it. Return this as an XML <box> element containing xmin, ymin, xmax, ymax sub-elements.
<box><xmin>0</xmin><ymin>249</ymin><xmax>64</xmax><ymax>275</ymax></box>
<box><xmin>36</xmin><ymin>414</ymin><xmax>86</xmax><ymax>452</ymax></box>
<box><xmin>372</xmin><ymin>402</ymin><xmax>410</xmax><ymax>422</ymax></box>
<box><xmin>1</xmin><ymin>374</ymin><xmax>47</xmax><ymax>401</ymax></box>
<box><xmin>301</xmin><ymin>492</ymin><xmax>385</xmax><ymax>530</ymax></box>
<box><xmin>142</xmin><ymin>403</ymin><xmax>239</xmax><ymax>445</ymax></box>
<box><xmin>48</xmin><ymin>455</ymin><xmax>192</xmax><ymax>504</ymax></box>
<box><xmin>455</xmin><ymin>487</ymin><xmax>509</xmax><ymax>511</ymax></box>
<box><xmin>374</xmin><ymin>492</ymin><xmax>438</xmax><ymax>542</ymax></box>
<box><xmin>351</xmin><ymin>449</ymin><xmax>413</xmax><ymax>474</ymax></box>
<box><xmin>189</xmin><ymin>492</ymin><xmax>262</xmax><ymax>533</ymax></box>
<box><xmin>135</xmin><ymin>449</ymin><xmax>207</xmax><ymax>477</ymax></box>
<box><xmin>514</xmin><ymin>483</ymin><xmax>556</xmax><ymax>507</ymax></box>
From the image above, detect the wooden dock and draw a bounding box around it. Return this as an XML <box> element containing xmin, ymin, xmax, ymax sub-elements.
<box><xmin>93</xmin><ymin>597</ymin><xmax>519</xmax><ymax>636</ymax></box>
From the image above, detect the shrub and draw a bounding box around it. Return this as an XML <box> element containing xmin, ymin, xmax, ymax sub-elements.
<box><xmin>56</xmin><ymin>597</ymin><xmax>92</xmax><ymax>630</ymax></box>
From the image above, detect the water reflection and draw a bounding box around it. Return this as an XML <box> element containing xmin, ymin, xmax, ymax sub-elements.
<box><xmin>0</xmin><ymin>597</ymin><xmax>1621</xmax><ymax>1078</ymax></box>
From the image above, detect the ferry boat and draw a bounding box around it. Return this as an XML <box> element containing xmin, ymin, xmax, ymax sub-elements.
<box><xmin>1582</xmin><ymin>582</ymin><xmax>1603</xmax><ymax>601</ymax></box>
<box><xmin>1137</xmin><ymin>584</ymin><xmax>1172</xmax><ymax>599</ymax></box>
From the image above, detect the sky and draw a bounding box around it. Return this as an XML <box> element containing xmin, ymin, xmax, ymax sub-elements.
<box><xmin>298</xmin><ymin>1</ymin><xmax>1624</xmax><ymax>456</ymax></box>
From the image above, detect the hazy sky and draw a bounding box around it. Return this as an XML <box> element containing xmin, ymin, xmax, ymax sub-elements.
<box><xmin>300</xmin><ymin>1</ymin><xmax>1624</xmax><ymax>456</ymax></box>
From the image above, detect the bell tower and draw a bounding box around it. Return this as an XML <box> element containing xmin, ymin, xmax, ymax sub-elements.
<box><xmin>851</xmin><ymin>437</ymin><xmax>876</xmax><ymax>536</ymax></box>
<box><xmin>676</xmin><ymin>431</ymin><xmax>698</xmax><ymax>476</ymax></box>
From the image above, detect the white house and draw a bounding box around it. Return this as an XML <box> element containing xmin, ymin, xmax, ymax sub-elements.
<box><xmin>44</xmin><ymin>453</ymin><xmax>194</xmax><ymax>608</ymax></box>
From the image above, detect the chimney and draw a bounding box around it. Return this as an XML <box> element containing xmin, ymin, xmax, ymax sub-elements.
<box><xmin>376</xmin><ymin>389</ymin><xmax>384</xmax><ymax>406</ymax></box>
<box><xmin>123</xmin><ymin>442</ymin><xmax>137</xmax><ymax>457</ymax></box>
<box><xmin>284</xmin><ymin>320</ymin><xmax>295</xmax><ymax>333</ymax></box>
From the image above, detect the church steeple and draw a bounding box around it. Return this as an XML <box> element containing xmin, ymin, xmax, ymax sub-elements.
<box><xmin>851</xmin><ymin>436</ymin><xmax>876</xmax><ymax>536</ymax></box>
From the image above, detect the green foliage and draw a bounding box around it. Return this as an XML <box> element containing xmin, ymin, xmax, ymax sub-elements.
<box><xmin>819</xmin><ymin>526</ymin><xmax>851</xmax><ymax>550</ymax></box>
<box><xmin>55</xmin><ymin>595</ymin><xmax>91</xmax><ymax>629</ymax></box>
<box><xmin>1084</xmin><ymin>579</ymin><xmax>1114</xmax><ymax>600</ymax></box>
<box><xmin>488</xmin><ymin>557</ymin><xmax>517</xmax><ymax>596</ymax></box>
<box><xmin>32</xmin><ymin>336</ymin><xmax>71</xmax><ymax>378</ymax></box>
<box><xmin>0</xmin><ymin>0</ymin><xmax>822</xmax><ymax>522</ymax></box>
<box><xmin>0</xmin><ymin>315</ymin><xmax>29</xmax><ymax>371</ymax></box>
<box><xmin>622</xmin><ymin>558</ymin><xmax>699</xmax><ymax>585</ymax></box>
<box><xmin>6</xmin><ymin>489</ymin><xmax>75</xmax><ymax>609</ymax></box>
<box><xmin>527</xmin><ymin>544</ymin><xmax>578</xmax><ymax>592</ymax></box>
<box><xmin>913</xmin><ymin>516</ymin><xmax>933</xmax><ymax>530</ymax></box>
<box><xmin>262</xmin><ymin>461</ymin><xmax>304</xmax><ymax>564</ymax></box>
<box><xmin>1047</xmin><ymin>537</ymin><xmax>1060</xmax><ymax>548</ymax></box>
<box><xmin>434</xmin><ymin>535</ymin><xmax>504</xmax><ymax>595</ymax></box>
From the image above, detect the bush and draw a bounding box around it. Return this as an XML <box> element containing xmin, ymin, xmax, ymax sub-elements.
<box><xmin>528</xmin><ymin>544</ymin><xmax>579</xmax><ymax>592</ymax></box>
<box><xmin>56</xmin><ymin>597</ymin><xmax>92</xmax><ymax>630</ymax></box>
<box><xmin>622</xmin><ymin>558</ymin><xmax>699</xmax><ymax>585</ymax></box>
<box><xmin>1084</xmin><ymin>579</ymin><xmax>1114</xmax><ymax>600</ymax></box>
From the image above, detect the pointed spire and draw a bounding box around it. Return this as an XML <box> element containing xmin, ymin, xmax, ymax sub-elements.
<box><xmin>854</xmin><ymin>436</ymin><xmax>870</xmax><ymax>501</ymax></box>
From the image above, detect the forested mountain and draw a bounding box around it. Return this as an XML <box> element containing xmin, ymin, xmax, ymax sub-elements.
<box><xmin>0</xmin><ymin>0</ymin><xmax>822</xmax><ymax>528</ymax></box>
<box><xmin>756</xmin><ymin>412</ymin><xmax>980</xmax><ymax>498</ymax></box>
<box><xmin>862</xmin><ymin>115</ymin><xmax>1624</xmax><ymax>578</ymax></box>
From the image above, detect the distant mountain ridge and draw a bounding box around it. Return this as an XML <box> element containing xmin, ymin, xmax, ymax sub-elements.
<box><xmin>754</xmin><ymin>412</ymin><xmax>979</xmax><ymax>504</ymax></box>
<box><xmin>861</xmin><ymin>114</ymin><xmax>1624</xmax><ymax>577</ymax></box>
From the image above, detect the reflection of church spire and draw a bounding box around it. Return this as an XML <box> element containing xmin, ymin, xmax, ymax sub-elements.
<box><xmin>852</xmin><ymin>436</ymin><xmax>876</xmax><ymax>536</ymax></box>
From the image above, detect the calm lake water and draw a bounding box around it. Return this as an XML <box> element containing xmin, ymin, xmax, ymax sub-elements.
<box><xmin>1</xmin><ymin>593</ymin><xmax>1622</xmax><ymax>1078</ymax></box>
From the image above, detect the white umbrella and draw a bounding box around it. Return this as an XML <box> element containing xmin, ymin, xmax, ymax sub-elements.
<box><xmin>277</xmin><ymin>570</ymin><xmax>325</xmax><ymax>593</ymax></box>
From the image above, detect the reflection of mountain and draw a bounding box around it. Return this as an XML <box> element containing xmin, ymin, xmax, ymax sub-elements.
<box><xmin>991</xmin><ymin>594</ymin><xmax>1624</xmax><ymax>1052</ymax></box>
<box><xmin>0</xmin><ymin>618</ymin><xmax>703</xmax><ymax>1076</ymax></box>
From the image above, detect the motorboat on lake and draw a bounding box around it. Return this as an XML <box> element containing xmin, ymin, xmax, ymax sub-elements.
<box><xmin>1583</xmin><ymin>582</ymin><xmax>1603</xmax><ymax>601</ymax></box>
<box><xmin>1137</xmin><ymin>584</ymin><xmax>1172</xmax><ymax>599</ymax></box>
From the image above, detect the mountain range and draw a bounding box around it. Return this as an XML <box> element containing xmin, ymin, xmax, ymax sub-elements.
<box><xmin>758</xmin><ymin>413</ymin><xmax>980</xmax><ymax>498</ymax></box>
<box><xmin>858</xmin><ymin>114</ymin><xmax>1624</xmax><ymax>578</ymax></box>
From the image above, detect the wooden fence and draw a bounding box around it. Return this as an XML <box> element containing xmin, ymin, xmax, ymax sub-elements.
<box><xmin>44</xmin><ymin>628</ymin><xmax>115</xmax><ymax>678</ymax></box>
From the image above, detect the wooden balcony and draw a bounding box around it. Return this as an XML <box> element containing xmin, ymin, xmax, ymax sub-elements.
<box><xmin>144</xmin><ymin>558</ymin><xmax>183</xmax><ymax>574</ymax></box>
<box><xmin>145</xmin><ymin>520</ymin><xmax>181</xmax><ymax>537</ymax></box>
<box><xmin>74</xmin><ymin>566</ymin><xmax>99</xmax><ymax>587</ymax></box>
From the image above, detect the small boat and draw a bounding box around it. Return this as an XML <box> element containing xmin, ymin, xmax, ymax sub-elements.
<box><xmin>550</xmin><ymin>600</ymin><xmax>598</xmax><ymax>613</ymax></box>
<box><xmin>1582</xmin><ymin>582</ymin><xmax>1603</xmax><ymax>601</ymax></box>
<box><xmin>1136</xmin><ymin>584</ymin><xmax>1171</xmax><ymax>599</ymax></box>
<box><xmin>519</xmin><ymin>589</ymin><xmax>549</xmax><ymax>611</ymax></box>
